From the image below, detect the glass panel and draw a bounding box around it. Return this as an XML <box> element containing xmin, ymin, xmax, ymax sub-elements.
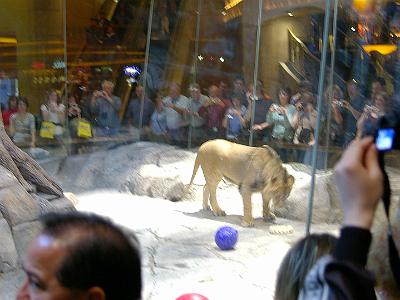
<box><xmin>0</xmin><ymin>1</ymin><xmax>67</xmax><ymax>156</ymax></box>
<box><xmin>65</xmin><ymin>0</ymin><xmax>146</xmax><ymax>153</ymax></box>
<box><xmin>259</xmin><ymin>1</ymin><xmax>330</xmax><ymax>166</ymax></box>
<box><xmin>4</xmin><ymin>1</ymin><xmax>400</xmax><ymax>299</ymax></box>
<box><xmin>185</xmin><ymin>0</ymin><xmax>260</xmax><ymax>147</ymax></box>
<box><xmin>332</xmin><ymin>1</ymin><xmax>400</xmax><ymax>161</ymax></box>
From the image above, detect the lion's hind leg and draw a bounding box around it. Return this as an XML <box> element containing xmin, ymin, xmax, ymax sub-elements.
<box><xmin>202</xmin><ymin>184</ymin><xmax>211</xmax><ymax>211</ymax></box>
<box><xmin>204</xmin><ymin>175</ymin><xmax>225</xmax><ymax>217</ymax></box>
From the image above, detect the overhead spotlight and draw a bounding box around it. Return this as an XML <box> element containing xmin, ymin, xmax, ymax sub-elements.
<box><xmin>124</xmin><ymin>65</ymin><xmax>141</xmax><ymax>77</ymax></box>
<box><xmin>198</xmin><ymin>55</ymin><xmax>203</xmax><ymax>61</ymax></box>
<box><xmin>351</xmin><ymin>26</ymin><xmax>356</xmax><ymax>32</ymax></box>
<box><xmin>219</xmin><ymin>57</ymin><xmax>225</xmax><ymax>62</ymax></box>
<box><xmin>221</xmin><ymin>11</ymin><xmax>227</xmax><ymax>16</ymax></box>
<box><xmin>288</xmin><ymin>12</ymin><xmax>294</xmax><ymax>17</ymax></box>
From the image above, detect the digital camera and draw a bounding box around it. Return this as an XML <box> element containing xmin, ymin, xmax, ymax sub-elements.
<box><xmin>372</xmin><ymin>109</ymin><xmax>400</xmax><ymax>152</ymax></box>
<box><xmin>332</xmin><ymin>100</ymin><xmax>344</xmax><ymax>107</ymax></box>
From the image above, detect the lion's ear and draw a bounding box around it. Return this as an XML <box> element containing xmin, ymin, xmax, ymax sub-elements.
<box><xmin>287</xmin><ymin>175</ymin><xmax>294</xmax><ymax>187</ymax></box>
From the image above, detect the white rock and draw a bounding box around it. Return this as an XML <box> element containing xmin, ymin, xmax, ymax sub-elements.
<box><xmin>0</xmin><ymin>218</ymin><xmax>18</xmax><ymax>272</ymax></box>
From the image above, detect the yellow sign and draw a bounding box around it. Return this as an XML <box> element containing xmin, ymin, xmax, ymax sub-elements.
<box><xmin>39</xmin><ymin>122</ymin><xmax>55</xmax><ymax>139</ymax></box>
<box><xmin>77</xmin><ymin>119</ymin><xmax>92</xmax><ymax>138</ymax></box>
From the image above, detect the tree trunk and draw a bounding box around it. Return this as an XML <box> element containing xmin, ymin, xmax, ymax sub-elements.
<box><xmin>0</xmin><ymin>123</ymin><xmax>63</xmax><ymax>197</ymax></box>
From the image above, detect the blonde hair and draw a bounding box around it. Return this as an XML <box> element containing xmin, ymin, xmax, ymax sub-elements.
<box><xmin>102</xmin><ymin>80</ymin><xmax>114</xmax><ymax>89</ymax></box>
<box><xmin>274</xmin><ymin>233</ymin><xmax>337</xmax><ymax>300</ymax></box>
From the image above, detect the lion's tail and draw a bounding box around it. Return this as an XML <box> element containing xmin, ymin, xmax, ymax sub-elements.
<box><xmin>185</xmin><ymin>154</ymin><xmax>201</xmax><ymax>193</ymax></box>
<box><xmin>188</xmin><ymin>154</ymin><xmax>201</xmax><ymax>186</ymax></box>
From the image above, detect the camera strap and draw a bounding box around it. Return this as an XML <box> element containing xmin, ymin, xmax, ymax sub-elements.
<box><xmin>379</xmin><ymin>154</ymin><xmax>400</xmax><ymax>287</ymax></box>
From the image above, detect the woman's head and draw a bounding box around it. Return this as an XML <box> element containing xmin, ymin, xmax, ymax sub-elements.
<box><xmin>68</xmin><ymin>95</ymin><xmax>77</xmax><ymax>105</ymax></box>
<box><xmin>47</xmin><ymin>90</ymin><xmax>59</xmax><ymax>104</ymax></box>
<box><xmin>278</xmin><ymin>87</ymin><xmax>291</xmax><ymax>105</ymax></box>
<box><xmin>332</xmin><ymin>85</ymin><xmax>343</xmax><ymax>100</ymax></box>
<box><xmin>374</xmin><ymin>91</ymin><xmax>389</xmax><ymax>111</ymax></box>
<box><xmin>324</xmin><ymin>85</ymin><xmax>343</xmax><ymax>101</ymax></box>
<box><xmin>232</xmin><ymin>96</ymin><xmax>241</xmax><ymax>107</ymax></box>
<box><xmin>155</xmin><ymin>93</ymin><xmax>164</xmax><ymax>110</ymax></box>
<box><xmin>8</xmin><ymin>95</ymin><xmax>18</xmax><ymax>110</ymax></box>
<box><xmin>248</xmin><ymin>81</ymin><xmax>264</xmax><ymax>96</ymax></box>
<box><xmin>17</xmin><ymin>97</ymin><xmax>29</xmax><ymax>113</ymax></box>
<box><xmin>275</xmin><ymin>233</ymin><xmax>337</xmax><ymax>300</ymax></box>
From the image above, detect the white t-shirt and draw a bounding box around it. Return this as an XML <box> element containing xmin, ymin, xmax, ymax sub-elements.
<box><xmin>163</xmin><ymin>95</ymin><xmax>189</xmax><ymax>130</ymax></box>
<box><xmin>41</xmin><ymin>103</ymin><xmax>65</xmax><ymax>135</ymax></box>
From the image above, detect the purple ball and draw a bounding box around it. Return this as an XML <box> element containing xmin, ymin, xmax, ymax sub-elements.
<box><xmin>215</xmin><ymin>226</ymin><xmax>238</xmax><ymax>250</ymax></box>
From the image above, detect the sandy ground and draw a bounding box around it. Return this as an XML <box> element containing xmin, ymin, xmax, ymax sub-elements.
<box><xmin>75</xmin><ymin>190</ymin><xmax>339</xmax><ymax>300</ymax></box>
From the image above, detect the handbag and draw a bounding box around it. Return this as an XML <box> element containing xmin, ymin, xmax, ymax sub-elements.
<box><xmin>39</xmin><ymin>121</ymin><xmax>55</xmax><ymax>139</ymax></box>
<box><xmin>298</xmin><ymin>128</ymin><xmax>312</xmax><ymax>144</ymax></box>
<box><xmin>77</xmin><ymin>118</ymin><xmax>92</xmax><ymax>138</ymax></box>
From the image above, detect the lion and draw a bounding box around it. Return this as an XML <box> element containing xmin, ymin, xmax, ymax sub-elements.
<box><xmin>188</xmin><ymin>139</ymin><xmax>295</xmax><ymax>227</ymax></box>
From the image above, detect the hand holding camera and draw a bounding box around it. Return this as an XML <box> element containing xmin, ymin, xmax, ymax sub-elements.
<box><xmin>294</xmin><ymin>101</ymin><xmax>302</xmax><ymax>111</ymax></box>
<box><xmin>342</xmin><ymin>100</ymin><xmax>352</xmax><ymax>110</ymax></box>
<box><xmin>334</xmin><ymin>137</ymin><xmax>383</xmax><ymax>229</ymax></box>
<box><xmin>332</xmin><ymin>100</ymin><xmax>343</xmax><ymax>107</ymax></box>
<box><xmin>94</xmin><ymin>90</ymin><xmax>108</xmax><ymax>98</ymax></box>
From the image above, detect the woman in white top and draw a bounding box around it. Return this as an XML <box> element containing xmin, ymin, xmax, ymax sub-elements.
<box><xmin>9</xmin><ymin>97</ymin><xmax>36</xmax><ymax>147</ymax></box>
<box><xmin>40</xmin><ymin>90</ymin><xmax>66</xmax><ymax>137</ymax></box>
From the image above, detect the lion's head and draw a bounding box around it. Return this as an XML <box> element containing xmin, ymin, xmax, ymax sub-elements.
<box><xmin>264</xmin><ymin>169</ymin><xmax>294</xmax><ymax>207</ymax></box>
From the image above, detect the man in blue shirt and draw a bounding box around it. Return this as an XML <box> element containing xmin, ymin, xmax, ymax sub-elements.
<box><xmin>91</xmin><ymin>80</ymin><xmax>121</xmax><ymax>137</ymax></box>
<box><xmin>0</xmin><ymin>71</ymin><xmax>12</xmax><ymax>110</ymax></box>
<box><xmin>341</xmin><ymin>80</ymin><xmax>366</xmax><ymax>147</ymax></box>
<box><xmin>127</xmin><ymin>84</ymin><xmax>154</xmax><ymax>139</ymax></box>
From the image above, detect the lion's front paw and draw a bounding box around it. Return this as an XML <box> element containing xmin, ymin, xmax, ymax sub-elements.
<box><xmin>213</xmin><ymin>209</ymin><xmax>226</xmax><ymax>217</ymax></box>
<box><xmin>202</xmin><ymin>205</ymin><xmax>211</xmax><ymax>211</ymax></box>
<box><xmin>263</xmin><ymin>212</ymin><xmax>277</xmax><ymax>223</ymax></box>
<box><xmin>241</xmin><ymin>218</ymin><xmax>254</xmax><ymax>227</ymax></box>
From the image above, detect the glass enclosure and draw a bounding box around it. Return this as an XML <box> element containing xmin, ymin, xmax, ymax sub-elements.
<box><xmin>1</xmin><ymin>0</ymin><xmax>400</xmax><ymax>227</ymax></box>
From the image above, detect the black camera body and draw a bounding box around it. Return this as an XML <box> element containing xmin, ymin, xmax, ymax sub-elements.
<box><xmin>375</xmin><ymin>116</ymin><xmax>400</xmax><ymax>152</ymax></box>
<box><xmin>363</xmin><ymin>99</ymin><xmax>400</xmax><ymax>152</ymax></box>
<box><xmin>368</xmin><ymin>101</ymin><xmax>400</xmax><ymax>288</ymax></box>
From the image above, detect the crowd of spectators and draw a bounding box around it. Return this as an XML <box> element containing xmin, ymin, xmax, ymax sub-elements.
<box><xmin>0</xmin><ymin>64</ymin><xmax>395</xmax><ymax>164</ymax></box>
<box><xmin>115</xmin><ymin>75</ymin><xmax>390</xmax><ymax>164</ymax></box>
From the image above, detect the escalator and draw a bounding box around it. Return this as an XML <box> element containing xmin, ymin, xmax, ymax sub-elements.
<box><xmin>281</xmin><ymin>11</ymin><xmax>397</xmax><ymax>97</ymax></box>
<box><xmin>280</xmin><ymin>29</ymin><xmax>346</xmax><ymax>93</ymax></box>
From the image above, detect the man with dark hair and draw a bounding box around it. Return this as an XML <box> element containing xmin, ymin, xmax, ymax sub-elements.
<box><xmin>340</xmin><ymin>79</ymin><xmax>367</xmax><ymax>146</ymax></box>
<box><xmin>371</xmin><ymin>76</ymin><xmax>386</xmax><ymax>100</ymax></box>
<box><xmin>231</xmin><ymin>77</ymin><xmax>247</xmax><ymax>108</ymax></box>
<box><xmin>17</xmin><ymin>212</ymin><xmax>142</xmax><ymax>300</ymax></box>
<box><xmin>127</xmin><ymin>84</ymin><xmax>154</xmax><ymax>140</ymax></box>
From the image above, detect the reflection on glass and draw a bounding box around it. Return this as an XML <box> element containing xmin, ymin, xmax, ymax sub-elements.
<box><xmin>0</xmin><ymin>0</ymin><xmax>398</xmax><ymax>166</ymax></box>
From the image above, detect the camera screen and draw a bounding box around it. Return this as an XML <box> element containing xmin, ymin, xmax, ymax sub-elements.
<box><xmin>376</xmin><ymin>128</ymin><xmax>395</xmax><ymax>151</ymax></box>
